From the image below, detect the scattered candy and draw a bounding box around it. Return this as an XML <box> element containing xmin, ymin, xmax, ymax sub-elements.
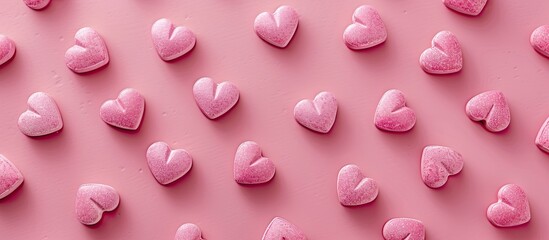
<box><xmin>419</xmin><ymin>31</ymin><xmax>463</xmax><ymax>74</ymax></box>
<box><xmin>421</xmin><ymin>146</ymin><xmax>464</xmax><ymax>188</ymax></box>
<box><xmin>443</xmin><ymin>0</ymin><xmax>488</xmax><ymax>16</ymax></box>
<box><xmin>530</xmin><ymin>25</ymin><xmax>549</xmax><ymax>58</ymax></box>
<box><xmin>294</xmin><ymin>92</ymin><xmax>338</xmax><ymax>133</ymax></box>
<box><xmin>22</xmin><ymin>0</ymin><xmax>51</xmax><ymax>10</ymax></box>
<box><xmin>234</xmin><ymin>141</ymin><xmax>275</xmax><ymax>185</ymax></box>
<box><xmin>487</xmin><ymin>184</ymin><xmax>531</xmax><ymax>227</ymax></box>
<box><xmin>65</xmin><ymin>27</ymin><xmax>109</xmax><ymax>73</ymax></box>
<box><xmin>100</xmin><ymin>88</ymin><xmax>145</xmax><ymax>130</ymax></box>
<box><xmin>175</xmin><ymin>223</ymin><xmax>204</xmax><ymax>240</ymax></box>
<box><xmin>262</xmin><ymin>217</ymin><xmax>307</xmax><ymax>240</ymax></box>
<box><xmin>75</xmin><ymin>183</ymin><xmax>119</xmax><ymax>225</ymax></box>
<box><xmin>0</xmin><ymin>155</ymin><xmax>24</xmax><ymax>200</ymax></box>
<box><xmin>0</xmin><ymin>35</ymin><xmax>16</xmax><ymax>67</ymax></box>
<box><xmin>382</xmin><ymin>218</ymin><xmax>425</xmax><ymax>240</ymax></box>
<box><xmin>465</xmin><ymin>90</ymin><xmax>510</xmax><ymax>132</ymax></box>
<box><xmin>254</xmin><ymin>5</ymin><xmax>299</xmax><ymax>48</ymax></box>
<box><xmin>337</xmin><ymin>164</ymin><xmax>378</xmax><ymax>206</ymax></box>
<box><xmin>18</xmin><ymin>92</ymin><xmax>63</xmax><ymax>137</ymax></box>
<box><xmin>151</xmin><ymin>18</ymin><xmax>196</xmax><ymax>61</ymax></box>
<box><xmin>535</xmin><ymin>117</ymin><xmax>549</xmax><ymax>152</ymax></box>
<box><xmin>147</xmin><ymin>141</ymin><xmax>193</xmax><ymax>185</ymax></box>
<box><xmin>374</xmin><ymin>89</ymin><xmax>416</xmax><ymax>132</ymax></box>
<box><xmin>343</xmin><ymin>5</ymin><xmax>387</xmax><ymax>50</ymax></box>
<box><xmin>193</xmin><ymin>77</ymin><xmax>239</xmax><ymax>120</ymax></box>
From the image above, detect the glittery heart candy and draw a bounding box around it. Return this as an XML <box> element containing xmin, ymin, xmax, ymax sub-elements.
<box><xmin>419</xmin><ymin>31</ymin><xmax>463</xmax><ymax>74</ymax></box>
<box><xmin>22</xmin><ymin>0</ymin><xmax>51</xmax><ymax>10</ymax></box>
<box><xmin>151</xmin><ymin>18</ymin><xmax>196</xmax><ymax>61</ymax></box>
<box><xmin>0</xmin><ymin>35</ymin><xmax>16</xmax><ymax>67</ymax></box>
<box><xmin>18</xmin><ymin>92</ymin><xmax>63</xmax><ymax>137</ymax></box>
<box><xmin>75</xmin><ymin>183</ymin><xmax>119</xmax><ymax>225</ymax></box>
<box><xmin>0</xmin><ymin>155</ymin><xmax>24</xmax><ymax>200</ymax></box>
<box><xmin>382</xmin><ymin>218</ymin><xmax>426</xmax><ymax>240</ymax></box>
<box><xmin>465</xmin><ymin>90</ymin><xmax>510</xmax><ymax>132</ymax></box>
<box><xmin>262</xmin><ymin>217</ymin><xmax>307</xmax><ymax>240</ymax></box>
<box><xmin>487</xmin><ymin>184</ymin><xmax>531</xmax><ymax>227</ymax></box>
<box><xmin>234</xmin><ymin>141</ymin><xmax>275</xmax><ymax>185</ymax></box>
<box><xmin>294</xmin><ymin>92</ymin><xmax>338</xmax><ymax>133</ymax></box>
<box><xmin>175</xmin><ymin>223</ymin><xmax>204</xmax><ymax>240</ymax></box>
<box><xmin>343</xmin><ymin>5</ymin><xmax>387</xmax><ymax>50</ymax></box>
<box><xmin>254</xmin><ymin>5</ymin><xmax>299</xmax><ymax>48</ymax></box>
<box><xmin>100</xmin><ymin>88</ymin><xmax>145</xmax><ymax>130</ymax></box>
<box><xmin>337</xmin><ymin>164</ymin><xmax>378</xmax><ymax>206</ymax></box>
<box><xmin>65</xmin><ymin>27</ymin><xmax>109</xmax><ymax>73</ymax></box>
<box><xmin>374</xmin><ymin>89</ymin><xmax>416</xmax><ymax>132</ymax></box>
<box><xmin>147</xmin><ymin>141</ymin><xmax>192</xmax><ymax>185</ymax></box>
<box><xmin>530</xmin><ymin>25</ymin><xmax>549</xmax><ymax>58</ymax></box>
<box><xmin>443</xmin><ymin>0</ymin><xmax>488</xmax><ymax>16</ymax></box>
<box><xmin>193</xmin><ymin>77</ymin><xmax>239</xmax><ymax>120</ymax></box>
<box><xmin>421</xmin><ymin>146</ymin><xmax>464</xmax><ymax>188</ymax></box>
<box><xmin>535</xmin><ymin>117</ymin><xmax>549</xmax><ymax>152</ymax></box>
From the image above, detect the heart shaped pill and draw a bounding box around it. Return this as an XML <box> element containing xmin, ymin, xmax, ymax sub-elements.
<box><xmin>530</xmin><ymin>25</ymin><xmax>549</xmax><ymax>58</ymax></box>
<box><xmin>419</xmin><ymin>31</ymin><xmax>463</xmax><ymax>74</ymax></box>
<box><xmin>147</xmin><ymin>142</ymin><xmax>192</xmax><ymax>185</ymax></box>
<box><xmin>443</xmin><ymin>0</ymin><xmax>488</xmax><ymax>16</ymax></box>
<box><xmin>337</xmin><ymin>164</ymin><xmax>379</xmax><ymax>206</ymax></box>
<box><xmin>18</xmin><ymin>92</ymin><xmax>63</xmax><ymax>137</ymax></box>
<box><xmin>65</xmin><ymin>27</ymin><xmax>109</xmax><ymax>73</ymax></box>
<box><xmin>100</xmin><ymin>88</ymin><xmax>145</xmax><ymax>130</ymax></box>
<box><xmin>487</xmin><ymin>184</ymin><xmax>531</xmax><ymax>227</ymax></box>
<box><xmin>382</xmin><ymin>218</ymin><xmax>425</xmax><ymax>240</ymax></box>
<box><xmin>262</xmin><ymin>217</ymin><xmax>307</xmax><ymax>240</ymax></box>
<box><xmin>374</xmin><ymin>89</ymin><xmax>416</xmax><ymax>132</ymax></box>
<box><xmin>254</xmin><ymin>5</ymin><xmax>299</xmax><ymax>48</ymax></box>
<box><xmin>75</xmin><ymin>183</ymin><xmax>119</xmax><ymax>225</ymax></box>
<box><xmin>294</xmin><ymin>92</ymin><xmax>338</xmax><ymax>133</ymax></box>
<box><xmin>22</xmin><ymin>0</ymin><xmax>51</xmax><ymax>10</ymax></box>
<box><xmin>0</xmin><ymin>35</ymin><xmax>16</xmax><ymax>67</ymax></box>
<box><xmin>535</xmin><ymin>117</ymin><xmax>549</xmax><ymax>152</ymax></box>
<box><xmin>193</xmin><ymin>77</ymin><xmax>239</xmax><ymax>120</ymax></box>
<box><xmin>0</xmin><ymin>155</ymin><xmax>24</xmax><ymax>200</ymax></box>
<box><xmin>421</xmin><ymin>146</ymin><xmax>464</xmax><ymax>188</ymax></box>
<box><xmin>151</xmin><ymin>18</ymin><xmax>196</xmax><ymax>61</ymax></box>
<box><xmin>234</xmin><ymin>141</ymin><xmax>275</xmax><ymax>185</ymax></box>
<box><xmin>175</xmin><ymin>223</ymin><xmax>204</xmax><ymax>240</ymax></box>
<box><xmin>465</xmin><ymin>90</ymin><xmax>510</xmax><ymax>132</ymax></box>
<box><xmin>343</xmin><ymin>5</ymin><xmax>387</xmax><ymax>50</ymax></box>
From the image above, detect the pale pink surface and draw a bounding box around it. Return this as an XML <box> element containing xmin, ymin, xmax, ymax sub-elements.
<box><xmin>293</xmin><ymin>91</ymin><xmax>337</xmax><ymax>133</ymax></box>
<box><xmin>0</xmin><ymin>35</ymin><xmax>16</xmax><ymax>66</ymax></box>
<box><xmin>193</xmin><ymin>77</ymin><xmax>239</xmax><ymax>120</ymax></box>
<box><xmin>262</xmin><ymin>217</ymin><xmax>307</xmax><ymax>240</ymax></box>
<box><xmin>64</xmin><ymin>27</ymin><xmax>109</xmax><ymax>73</ymax></box>
<box><xmin>382</xmin><ymin>218</ymin><xmax>425</xmax><ymax>240</ymax></box>
<box><xmin>443</xmin><ymin>0</ymin><xmax>488</xmax><ymax>16</ymax></box>
<box><xmin>343</xmin><ymin>5</ymin><xmax>387</xmax><ymax>50</ymax></box>
<box><xmin>234</xmin><ymin>141</ymin><xmax>275</xmax><ymax>185</ymax></box>
<box><xmin>75</xmin><ymin>183</ymin><xmax>119</xmax><ymax>226</ymax></box>
<box><xmin>337</xmin><ymin>164</ymin><xmax>378</xmax><ymax>206</ymax></box>
<box><xmin>530</xmin><ymin>25</ymin><xmax>549</xmax><ymax>58</ymax></box>
<box><xmin>1</xmin><ymin>1</ymin><xmax>549</xmax><ymax>239</ymax></box>
<box><xmin>18</xmin><ymin>92</ymin><xmax>63</xmax><ymax>137</ymax></box>
<box><xmin>147</xmin><ymin>141</ymin><xmax>192</xmax><ymax>185</ymax></box>
<box><xmin>99</xmin><ymin>88</ymin><xmax>145</xmax><ymax>130</ymax></box>
<box><xmin>0</xmin><ymin>155</ymin><xmax>24</xmax><ymax>199</ymax></box>
<box><xmin>374</xmin><ymin>89</ymin><xmax>416</xmax><ymax>132</ymax></box>
<box><xmin>22</xmin><ymin>0</ymin><xmax>51</xmax><ymax>10</ymax></box>
<box><xmin>466</xmin><ymin>90</ymin><xmax>511</xmax><ymax>132</ymax></box>
<box><xmin>421</xmin><ymin>146</ymin><xmax>464</xmax><ymax>188</ymax></box>
<box><xmin>487</xmin><ymin>184</ymin><xmax>531</xmax><ymax>227</ymax></box>
<box><xmin>419</xmin><ymin>31</ymin><xmax>463</xmax><ymax>74</ymax></box>
<box><xmin>175</xmin><ymin>223</ymin><xmax>203</xmax><ymax>240</ymax></box>
<box><xmin>535</xmin><ymin>117</ymin><xmax>549</xmax><ymax>152</ymax></box>
<box><xmin>151</xmin><ymin>18</ymin><xmax>196</xmax><ymax>61</ymax></box>
<box><xmin>254</xmin><ymin>6</ymin><xmax>299</xmax><ymax>48</ymax></box>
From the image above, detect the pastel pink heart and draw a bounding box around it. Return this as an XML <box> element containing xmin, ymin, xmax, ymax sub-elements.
<box><xmin>151</xmin><ymin>18</ymin><xmax>196</xmax><ymax>61</ymax></box>
<box><xmin>383</xmin><ymin>218</ymin><xmax>426</xmax><ymax>240</ymax></box>
<box><xmin>443</xmin><ymin>0</ymin><xmax>488</xmax><ymax>16</ymax></box>
<box><xmin>193</xmin><ymin>77</ymin><xmax>239</xmax><ymax>120</ymax></box>
<box><xmin>535</xmin><ymin>117</ymin><xmax>549</xmax><ymax>152</ymax></box>
<box><xmin>465</xmin><ymin>90</ymin><xmax>510</xmax><ymax>132</ymax></box>
<box><xmin>487</xmin><ymin>184</ymin><xmax>531</xmax><ymax>227</ymax></box>
<box><xmin>0</xmin><ymin>155</ymin><xmax>24</xmax><ymax>200</ymax></box>
<box><xmin>294</xmin><ymin>92</ymin><xmax>338</xmax><ymax>133</ymax></box>
<box><xmin>147</xmin><ymin>141</ymin><xmax>192</xmax><ymax>185</ymax></box>
<box><xmin>374</xmin><ymin>89</ymin><xmax>416</xmax><ymax>132</ymax></box>
<box><xmin>18</xmin><ymin>92</ymin><xmax>63</xmax><ymax>137</ymax></box>
<box><xmin>419</xmin><ymin>31</ymin><xmax>463</xmax><ymax>74</ymax></box>
<box><xmin>100</xmin><ymin>88</ymin><xmax>145</xmax><ymax>130</ymax></box>
<box><xmin>75</xmin><ymin>183</ymin><xmax>119</xmax><ymax>225</ymax></box>
<box><xmin>337</xmin><ymin>164</ymin><xmax>378</xmax><ymax>206</ymax></box>
<box><xmin>0</xmin><ymin>35</ymin><xmax>16</xmax><ymax>67</ymax></box>
<box><xmin>65</xmin><ymin>27</ymin><xmax>109</xmax><ymax>73</ymax></box>
<box><xmin>175</xmin><ymin>223</ymin><xmax>204</xmax><ymax>240</ymax></box>
<box><xmin>254</xmin><ymin>5</ymin><xmax>299</xmax><ymax>48</ymax></box>
<box><xmin>22</xmin><ymin>0</ymin><xmax>51</xmax><ymax>10</ymax></box>
<box><xmin>262</xmin><ymin>217</ymin><xmax>307</xmax><ymax>240</ymax></box>
<box><xmin>530</xmin><ymin>25</ymin><xmax>549</xmax><ymax>58</ymax></box>
<box><xmin>234</xmin><ymin>141</ymin><xmax>275</xmax><ymax>185</ymax></box>
<box><xmin>421</xmin><ymin>146</ymin><xmax>464</xmax><ymax>188</ymax></box>
<box><xmin>343</xmin><ymin>5</ymin><xmax>387</xmax><ymax>50</ymax></box>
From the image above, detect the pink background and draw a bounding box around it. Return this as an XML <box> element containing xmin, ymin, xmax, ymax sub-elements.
<box><xmin>0</xmin><ymin>0</ymin><xmax>548</xmax><ymax>239</ymax></box>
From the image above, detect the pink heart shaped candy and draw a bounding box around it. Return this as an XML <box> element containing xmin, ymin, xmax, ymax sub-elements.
<box><xmin>535</xmin><ymin>117</ymin><xmax>549</xmax><ymax>152</ymax></box>
<box><xmin>193</xmin><ymin>77</ymin><xmax>239</xmax><ymax>120</ymax></box>
<box><xmin>294</xmin><ymin>92</ymin><xmax>338</xmax><ymax>133</ymax></box>
<box><xmin>443</xmin><ymin>0</ymin><xmax>488</xmax><ymax>16</ymax></box>
<box><xmin>343</xmin><ymin>5</ymin><xmax>387</xmax><ymax>50</ymax></box>
<box><xmin>374</xmin><ymin>89</ymin><xmax>416</xmax><ymax>132</ymax></box>
<box><xmin>151</xmin><ymin>18</ymin><xmax>196</xmax><ymax>61</ymax></box>
<box><xmin>254</xmin><ymin>5</ymin><xmax>299</xmax><ymax>48</ymax></box>
<box><xmin>262</xmin><ymin>217</ymin><xmax>307</xmax><ymax>240</ymax></box>
<box><xmin>419</xmin><ymin>31</ymin><xmax>463</xmax><ymax>74</ymax></box>
<box><xmin>65</xmin><ymin>27</ymin><xmax>109</xmax><ymax>73</ymax></box>
<box><xmin>0</xmin><ymin>155</ymin><xmax>24</xmax><ymax>199</ymax></box>
<box><xmin>337</xmin><ymin>164</ymin><xmax>378</xmax><ymax>206</ymax></box>
<box><xmin>22</xmin><ymin>0</ymin><xmax>51</xmax><ymax>10</ymax></box>
<box><xmin>487</xmin><ymin>184</ymin><xmax>531</xmax><ymax>227</ymax></box>
<box><xmin>175</xmin><ymin>223</ymin><xmax>204</xmax><ymax>240</ymax></box>
<box><xmin>18</xmin><ymin>92</ymin><xmax>63</xmax><ymax>137</ymax></box>
<box><xmin>531</xmin><ymin>25</ymin><xmax>549</xmax><ymax>58</ymax></box>
<box><xmin>382</xmin><ymin>218</ymin><xmax>426</xmax><ymax>240</ymax></box>
<box><xmin>147</xmin><ymin>142</ymin><xmax>192</xmax><ymax>185</ymax></box>
<box><xmin>75</xmin><ymin>183</ymin><xmax>119</xmax><ymax>225</ymax></box>
<box><xmin>0</xmin><ymin>35</ymin><xmax>16</xmax><ymax>67</ymax></box>
<box><xmin>465</xmin><ymin>90</ymin><xmax>510</xmax><ymax>132</ymax></box>
<box><xmin>100</xmin><ymin>88</ymin><xmax>145</xmax><ymax>130</ymax></box>
<box><xmin>421</xmin><ymin>146</ymin><xmax>464</xmax><ymax>188</ymax></box>
<box><xmin>234</xmin><ymin>141</ymin><xmax>275</xmax><ymax>185</ymax></box>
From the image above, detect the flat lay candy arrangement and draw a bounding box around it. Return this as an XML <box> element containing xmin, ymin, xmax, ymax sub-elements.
<box><xmin>0</xmin><ymin>0</ymin><xmax>548</xmax><ymax>239</ymax></box>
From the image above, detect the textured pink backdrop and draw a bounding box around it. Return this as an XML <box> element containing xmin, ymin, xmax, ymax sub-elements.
<box><xmin>0</xmin><ymin>0</ymin><xmax>548</xmax><ymax>239</ymax></box>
